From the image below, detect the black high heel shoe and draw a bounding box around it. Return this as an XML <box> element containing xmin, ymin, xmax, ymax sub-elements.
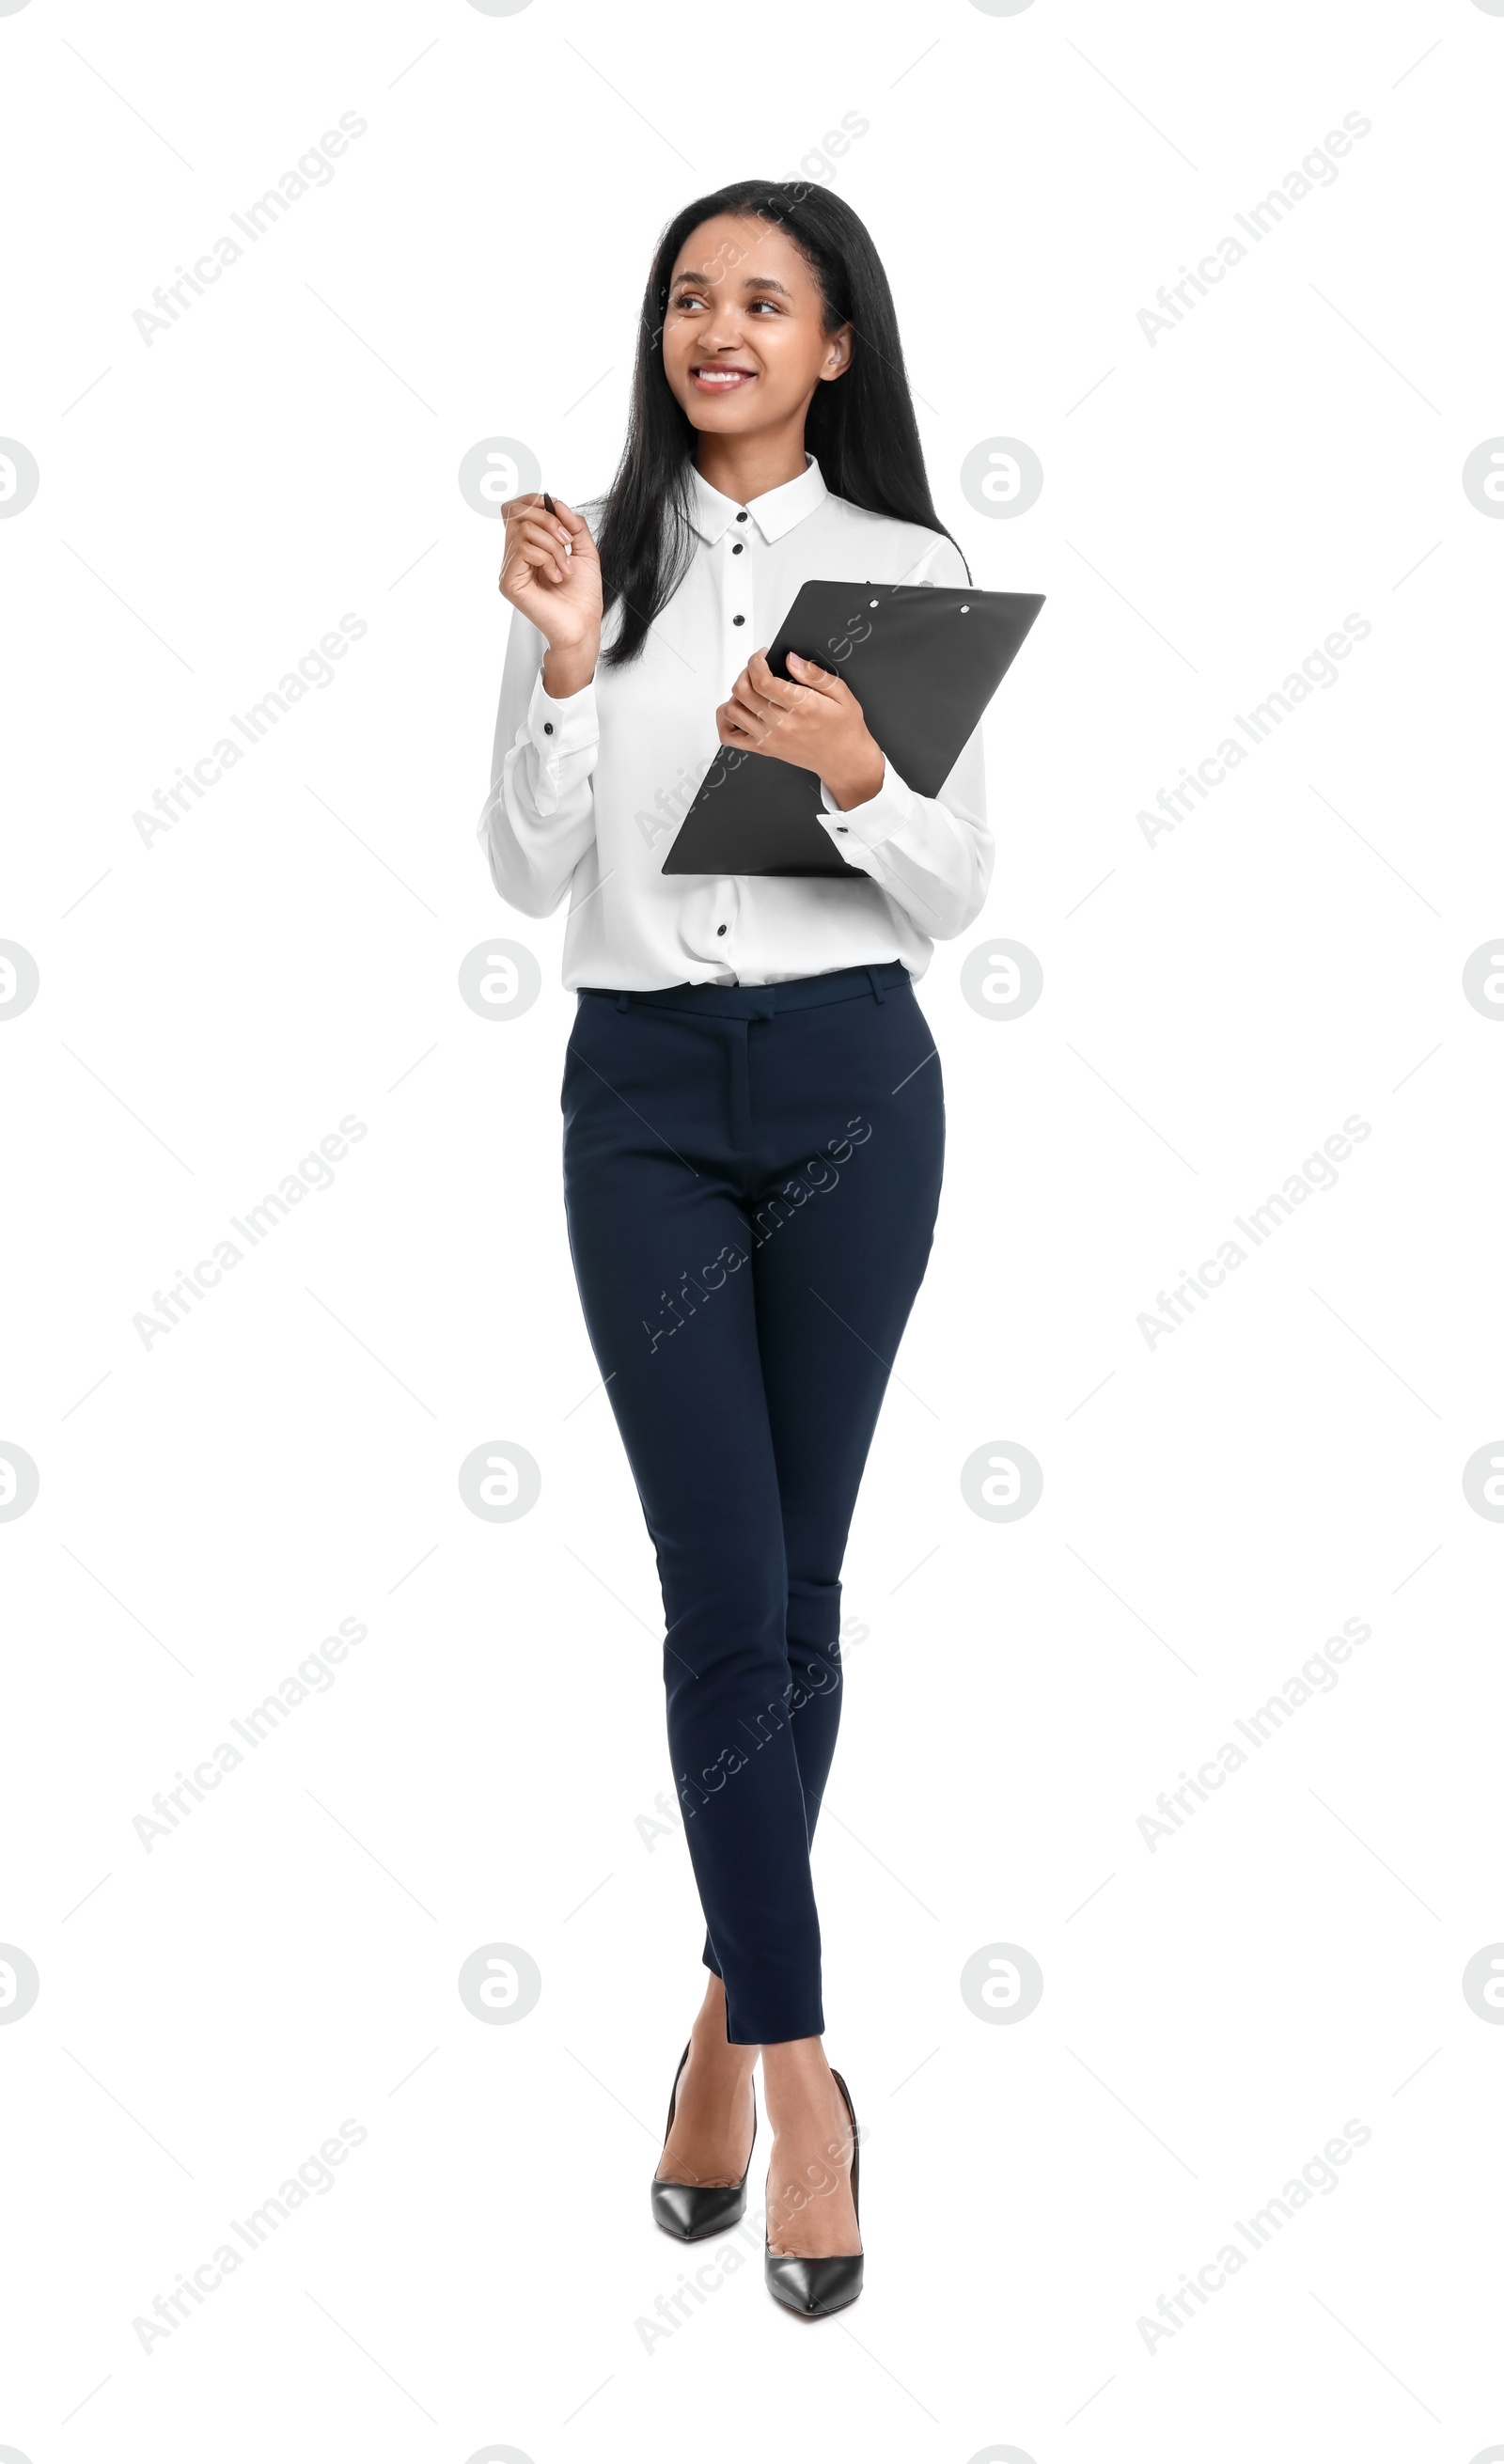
<box><xmin>764</xmin><ymin>2066</ymin><xmax>864</xmax><ymax>2317</ymax></box>
<box><xmin>650</xmin><ymin>2041</ymin><xmax>758</xmax><ymax>2241</ymax></box>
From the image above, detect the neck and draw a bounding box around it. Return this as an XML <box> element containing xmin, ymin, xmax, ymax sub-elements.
<box><xmin>695</xmin><ymin>426</ymin><xmax>809</xmax><ymax>506</ymax></box>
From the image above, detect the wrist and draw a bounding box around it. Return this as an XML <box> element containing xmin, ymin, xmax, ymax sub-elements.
<box><xmin>541</xmin><ymin>638</ymin><xmax>598</xmax><ymax>698</ymax></box>
<box><xmin>823</xmin><ymin>743</ymin><xmax>885</xmax><ymax>812</ymax></box>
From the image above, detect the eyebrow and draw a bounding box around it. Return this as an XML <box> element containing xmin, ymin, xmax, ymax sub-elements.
<box><xmin>670</xmin><ymin>271</ymin><xmax>794</xmax><ymax>297</ymax></box>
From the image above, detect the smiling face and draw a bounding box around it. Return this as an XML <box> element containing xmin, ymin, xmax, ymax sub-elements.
<box><xmin>660</xmin><ymin>213</ymin><xmax>853</xmax><ymax>442</ymax></box>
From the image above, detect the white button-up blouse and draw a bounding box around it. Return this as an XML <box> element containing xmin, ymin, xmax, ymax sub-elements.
<box><xmin>477</xmin><ymin>454</ymin><xmax>991</xmax><ymax>991</ymax></box>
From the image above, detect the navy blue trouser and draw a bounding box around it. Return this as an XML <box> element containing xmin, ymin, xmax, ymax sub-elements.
<box><xmin>560</xmin><ymin>960</ymin><xmax>945</xmax><ymax>2045</ymax></box>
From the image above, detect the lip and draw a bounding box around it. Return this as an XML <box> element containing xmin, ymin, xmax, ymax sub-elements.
<box><xmin>690</xmin><ymin>367</ymin><xmax>758</xmax><ymax>390</ymax></box>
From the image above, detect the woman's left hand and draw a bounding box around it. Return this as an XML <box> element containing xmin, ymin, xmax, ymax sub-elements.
<box><xmin>715</xmin><ymin>650</ymin><xmax>885</xmax><ymax>812</ymax></box>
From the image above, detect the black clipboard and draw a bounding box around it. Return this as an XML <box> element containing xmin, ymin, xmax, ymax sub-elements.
<box><xmin>660</xmin><ymin>578</ymin><xmax>1044</xmax><ymax>878</ymax></box>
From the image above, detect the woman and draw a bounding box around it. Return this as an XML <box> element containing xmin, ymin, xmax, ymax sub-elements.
<box><xmin>478</xmin><ymin>180</ymin><xmax>990</xmax><ymax>2316</ymax></box>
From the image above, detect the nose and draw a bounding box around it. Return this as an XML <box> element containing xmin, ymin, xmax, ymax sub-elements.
<box><xmin>699</xmin><ymin>320</ymin><xmax>748</xmax><ymax>356</ymax></box>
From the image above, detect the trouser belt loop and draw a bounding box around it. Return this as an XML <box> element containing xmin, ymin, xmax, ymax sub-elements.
<box><xmin>866</xmin><ymin>965</ymin><xmax>889</xmax><ymax>1004</ymax></box>
<box><xmin>617</xmin><ymin>991</ymin><xmax>631</xmax><ymax>1012</ymax></box>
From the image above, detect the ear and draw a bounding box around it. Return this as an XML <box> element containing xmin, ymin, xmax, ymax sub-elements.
<box><xmin>819</xmin><ymin>323</ymin><xmax>854</xmax><ymax>382</ymax></box>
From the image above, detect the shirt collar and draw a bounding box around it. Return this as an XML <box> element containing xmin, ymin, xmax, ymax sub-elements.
<box><xmin>688</xmin><ymin>453</ymin><xmax>827</xmax><ymax>545</ymax></box>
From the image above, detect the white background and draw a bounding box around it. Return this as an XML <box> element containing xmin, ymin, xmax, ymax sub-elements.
<box><xmin>2</xmin><ymin>1</ymin><xmax>1502</xmax><ymax>2457</ymax></box>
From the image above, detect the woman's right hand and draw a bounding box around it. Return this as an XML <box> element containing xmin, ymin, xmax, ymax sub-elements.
<box><xmin>498</xmin><ymin>493</ymin><xmax>603</xmax><ymax>696</ymax></box>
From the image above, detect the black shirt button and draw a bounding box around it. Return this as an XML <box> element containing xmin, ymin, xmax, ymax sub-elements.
<box><xmin>731</xmin><ymin>542</ymin><xmax>744</xmax><ymax>555</ymax></box>
<box><xmin>735</xmin><ymin>510</ymin><xmax>748</xmax><ymax>522</ymax></box>
<box><xmin>716</xmin><ymin>924</ymin><xmax>728</xmax><ymax>935</ymax></box>
<box><xmin>733</xmin><ymin>614</ymin><xmax>745</xmax><ymax>625</ymax></box>
<box><xmin>542</xmin><ymin>721</ymin><xmax>554</xmax><ymax>735</ymax></box>
<box><xmin>836</xmin><ymin>824</ymin><xmax>849</xmax><ymax>833</ymax></box>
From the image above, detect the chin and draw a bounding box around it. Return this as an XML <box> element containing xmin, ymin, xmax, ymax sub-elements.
<box><xmin>679</xmin><ymin>396</ymin><xmax>767</xmax><ymax>432</ymax></box>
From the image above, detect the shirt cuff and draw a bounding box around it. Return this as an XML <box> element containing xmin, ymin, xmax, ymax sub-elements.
<box><xmin>526</xmin><ymin>665</ymin><xmax>599</xmax><ymax>758</ymax></box>
<box><xmin>815</xmin><ymin>755</ymin><xmax>916</xmax><ymax>856</ymax></box>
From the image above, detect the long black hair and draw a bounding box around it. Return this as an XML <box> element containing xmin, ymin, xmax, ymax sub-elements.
<box><xmin>596</xmin><ymin>180</ymin><xmax>966</xmax><ymax>666</ymax></box>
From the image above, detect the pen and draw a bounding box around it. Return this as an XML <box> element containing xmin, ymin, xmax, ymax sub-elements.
<box><xmin>543</xmin><ymin>489</ymin><xmax>572</xmax><ymax>569</ymax></box>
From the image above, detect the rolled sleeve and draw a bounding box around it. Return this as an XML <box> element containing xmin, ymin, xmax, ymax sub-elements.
<box><xmin>812</xmin><ymin>730</ymin><xmax>991</xmax><ymax>942</ymax></box>
<box><xmin>524</xmin><ymin>668</ymin><xmax>600</xmax><ymax>817</ymax></box>
<box><xmin>814</xmin><ymin>757</ymin><xmax>916</xmax><ymax>856</ymax></box>
<box><xmin>478</xmin><ymin>607</ymin><xmax>601</xmax><ymax>917</ymax></box>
